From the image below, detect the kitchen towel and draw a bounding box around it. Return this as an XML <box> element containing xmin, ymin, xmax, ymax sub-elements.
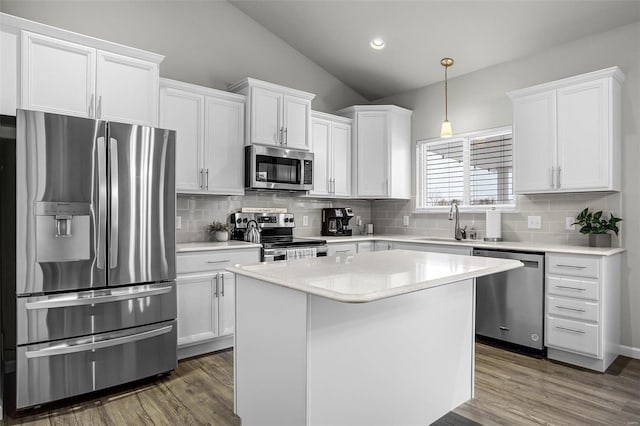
<box><xmin>485</xmin><ymin>209</ymin><xmax>502</xmax><ymax>241</ymax></box>
<box><xmin>285</xmin><ymin>247</ymin><xmax>317</xmax><ymax>260</ymax></box>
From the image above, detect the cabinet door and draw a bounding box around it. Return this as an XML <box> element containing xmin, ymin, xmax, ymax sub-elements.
<box><xmin>218</xmin><ymin>271</ymin><xmax>236</xmax><ymax>337</ymax></box>
<box><xmin>332</xmin><ymin>121</ymin><xmax>352</xmax><ymax>197</ymax></box>
<box><xmin>557</xmin><ymin>79</ymin><xmax>610</xmax><ymax>191</ymax></box>
<box><xmin>283</xmin><ymin>95</ymin><xmax>310</xmax><ymax>150</ymax></box>
<box><xmin>250</xmin><ymin>86</ymin><xmax>281</xmax><ymax>145</ymax></box>
<box><xmin>203</xmin><ymin>96</ymin><xmax>245</xmax><ymax>194</ymax></box>
<box><xmin>309</xmin><ymin>118</ymin><xmax>331</xmax><ymax>196</ymax></box>
<box><xmin>176</xmin><ymin>274</ymin><xmax>218</xmax><ymax>346</ymax></box>
<box><xmin>21</xmin><ymin>31</ymin><xmax>95</xmax><ymax>118</ymax></box>
<box><xmin>357</xmin><ymin>241</ymin><xmax>373</xmax><ymax>253</ymax></box>
<box><xmin>356</xmin><ymin>111</ymin><xmax>388</xmax><ymax>197</ymax></box>
<box><xmin>374</xmin><ymin>241</ymin><xmax>392</xmax><ymax>251</ymax></box>
<box><xmin>159</xmin><ymin>86</ymin><xmax>205</xmax><ymax>191</ymax></box>
<box><xmin>512</xmin><ymin>91</ymin><xmax>557</xmax><ymax>193</ymax></box>
<box><xmin>96</xmin><ymin>50</ymin><xmax>159</xmax><ymax>126</ymax></box>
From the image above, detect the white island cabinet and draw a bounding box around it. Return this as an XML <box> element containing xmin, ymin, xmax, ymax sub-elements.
<box><xmin>230</xmin><ymin>250</ymin><xmax>522</xmax><ymax>426</ymax></box>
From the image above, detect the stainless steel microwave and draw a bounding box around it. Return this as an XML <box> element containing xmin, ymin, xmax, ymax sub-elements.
<box><xmin>245</xmin><ymin>145</ymin><xmax>314</xmax><ymax>191</ymax></box>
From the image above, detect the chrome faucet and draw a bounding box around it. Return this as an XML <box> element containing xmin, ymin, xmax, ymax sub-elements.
<box><xmin>448</xmin><ymin>201</ymin><xmax>466</xmax><ymax>240</ymax></box>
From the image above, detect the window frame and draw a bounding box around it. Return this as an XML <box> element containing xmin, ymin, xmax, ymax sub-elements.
<box><xmin>415</xmin><ymin>126</ymin><xmax>516</xmax><ymax>214</ymax></box>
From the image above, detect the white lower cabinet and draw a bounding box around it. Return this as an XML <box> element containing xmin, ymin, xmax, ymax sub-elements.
<box><xmin>176</xmin><ymin>247</ymin><xmax>260</xmax><ymax>359</ymax></box>
<box><xmin>356</xmin><ymin>241</ymin><xmax>373</xmax><ymax>253</ymax></box>
<box><xmin>545</xmin><ymin>252</ymin><xmax>620</xmax><ymax>372</ymax></box>
<box><xmin>327</xmin><ymin>242</ymin><xmax>357</xmax><ymax>256</ymax></box>
<box><xmin>374</xmin><ymin>241</ymin><xmax>393</xmax><ymax>251</ymax></box>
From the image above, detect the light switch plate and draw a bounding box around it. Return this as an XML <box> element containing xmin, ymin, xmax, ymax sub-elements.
<box><xmin>403</xmin><ymin>215</ymin><xmax>410</xmax><ymax>226</ymax></box>
<box><xmin>176</xmin><ymin>216</ymin><xmax>182</xmax><ymax>230</ymax></box>
<box><xmin>527</xmin><ymin>215</ymin><xmax>542</xmax><ymax>229</ymax></box>
<box><xmin>565</xmin><ymin>216</ymin><xmax>576</xmax><ymax>230</ymax></box>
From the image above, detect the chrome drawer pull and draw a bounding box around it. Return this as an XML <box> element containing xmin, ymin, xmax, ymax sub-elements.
<box><xmin>556</xmin><ymin>306</ymin><xmax>586</xmax><ymax>313</ymax></box>
<box><xmin>556</xmin><ymin>285</ymin><xmax>586</xmax><ymax>291</ymax></box>
<box><xmin>555</xmin><ymin>326</ymin><xmax>585</xmax><ymax>334</ymax></box>
<box><xmin>555</xmin><ymin>264</ymin><xmax>587</xmax><ymax>269</ymax></box>
<box><xmin>207</xmin><ymin>260</ymin><xmax>230</xmax><ymax>264</ymax></box>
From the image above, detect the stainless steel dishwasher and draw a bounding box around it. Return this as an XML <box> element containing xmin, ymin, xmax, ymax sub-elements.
<box><xmin>473</xmin><ymin>249</ymin><xmax>545</xmax><ymax>351</ymax></box>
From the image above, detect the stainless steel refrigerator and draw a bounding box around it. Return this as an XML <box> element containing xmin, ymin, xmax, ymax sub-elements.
<box><xmin>6</xmin><ymin>109</ymin><xmax>177</xmax><ymax>409</ymax></box>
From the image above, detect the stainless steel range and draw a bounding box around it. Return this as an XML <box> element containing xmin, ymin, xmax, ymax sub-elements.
<box><xmin>230</xmin><ymin>213</ymin><xmax>327</xmax><ymax>262</ymax></box>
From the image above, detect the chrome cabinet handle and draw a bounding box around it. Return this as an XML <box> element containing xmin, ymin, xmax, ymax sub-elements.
<box><xmin>555</xmin><ymin>264</ymin><xmax>587</xmax><ymax>269</ymax></box>
<box><xmin>279</xmin><ymin>127</ymin><xmax>284</xmax><ymax>145</ymax></box>
<box><xmin>556</xmin><ymin>306</ymin><xmax>586</xmax><ymax>313</ymax></box>
<box><xmin>499</xmin><ymin>326</ymin><xmax>510</xmax><ymax>331</ymax></box>
<box><xmin>556</xmin><ymin>285</ymin><xmax>586</xmax><ymax>291</ymax></box>
<box><xmin>557</xmin><ymin>167</ymin><xmax>561</xmax><ymax>188</ymax></box>
<box><xmin>555</xmin><ymin>325</ymin><xmax>585</xmax><ymax>334</ymax></box>
<box><xmin>221</xmin><ymin>273</ymin><xmax>225</xmax><ymax>297</ymax></box>
<box><xmin>25</xmin><ymin>325</ymin><xmax>173</xmax><ymax>358</ymax></box>
<box><xmin>88</xmin><ymin>94</ymin><xmax>95</xmax><ymax>117</ymax></box>
<box><xmin>205</xmin><ymin>169</ymin><xmax>209</xmax><ymax>190</ymax></box>
<box><xmin>214</xmin><ymin>275</ymin><xmax>219</xmax><ymax>298</ymax></box>
<box><xmin>97</xmin><ymin>95</ymin><xmax>102</xmax><ymax>119</ymax></box>
<box><xmin>199</xmin><ymin>169</ymin><xmax>204</xmax><ymax>189</ymax></box>
<box><xmin>206</xmin><ymin>260</ymin><xmax>230</xmax><ymax>264</ymax></box>
<box><xmin>551</xmin><ymin>166</ymin><xmax>556</xmax><ymax>188</ymax></box>
<box><xmin>25</xmin><ymin>285</ymin><xmax>173</xmax><ymax>310</ymax></box>
<box><xmin>284</xmin><ymin>127</ymin><xmax>288</xmax><ymax>146</ymax></box>
<box><xmin>109</xmin><ymin>137</ymin><xmax>119</xmax><ymax>269</ymax></box>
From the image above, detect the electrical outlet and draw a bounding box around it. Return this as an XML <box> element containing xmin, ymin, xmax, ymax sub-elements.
<box><xmin>565</xmin><ymin>216</ymin><xmax>576</xmax><ymax>230</ymax></box>
<box><xmin>176</xmin><ymin>216</ymin><xmax>182</xmax><ymax>230</ymax></box>
<box><xmin>303</xmin><ymin>215</ymin><xmax>309</xmax><ymax>226</ymax></box>
<box><xmin>403</xmin><ymin>215</ymin><xmax>410</xmax><ymax>227</ymax></box>
<box><xmin>527</xmin><ymin>215</ymin><xmax>542</xmax><ymax>229</ymax></box>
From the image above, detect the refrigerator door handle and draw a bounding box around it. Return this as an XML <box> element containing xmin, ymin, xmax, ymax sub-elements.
<box><xmin>97</xmin><ymin>136</ymin><xmax>107</xmax><ymax>269</ymax></box>
<box><xmin>109</xmin><ymin>137</ymin><xmax>119</xmax><ymax>269</ymax></box>
<box><xmin>24</xmin><ymin>325</ymin><xmax>174</xmax><ymax>359</ymax></box>
<box><xmin>24</xmin><ymin>284</ymin><xmax>173</xmax><ymax>310</ymax></box>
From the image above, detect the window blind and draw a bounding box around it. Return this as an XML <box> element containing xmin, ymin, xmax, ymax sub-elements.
<box><xmin>424</xmin><ymin>139</ymin><xmax>464</xmax><ymax>206</ymax></box>
<box><xmin>469</xmin><ymin>134</ymin><xmax>513</xmax><ymax>205</ymax></box>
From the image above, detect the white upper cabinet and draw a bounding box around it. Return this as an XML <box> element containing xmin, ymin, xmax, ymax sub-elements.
<box><xmin>20</xmin><ymin>30</ymin><xmax>161</xmax><ymax>126</ymax></box>
<box><xmin>509</xmin><ymin>67</ymin><xmax>623</xmax><ymax>194</ymax></box>
<box><xmin>337</xmin><ymin>105</ymin><xmax>412</xmax><ymax>199</ymax></box>
<box><xmin>229</xmin><ymin>77</ymin><xmax>315</xmax><ymax>150</ymax></box>
<box><xmin>159</xmin><ymin>78</ymin><xmax>245</xmax><ymax>195</ymax></box>
<box><xmin>309</xmin><ymin>111</ymin><xmax>352</xmax><ymax>197</ymax></box>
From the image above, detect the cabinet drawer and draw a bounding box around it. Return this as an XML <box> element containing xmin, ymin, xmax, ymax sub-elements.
<box><xmin>177</xmin><ymin>249</ymin><xmax>260</xmax><ymax>274</ymax></box>
<box><xmin>547</xmin><ymin>254</ymin><xmax>599</xmax><ymax>278</ymax></box>
<box><xmin>547</xmin><ymin>276</ymin><xmax>599</xmax><ymax>300</ymax></box>
<box><xmin>546</xmin><ymin>315</ymin><xmax>599</xmax><ymax>357</ymax></box>
<box><xmin>546</xmin><ymin>295</ymin><xmax>599</xmax><ymax>322</ymax></box>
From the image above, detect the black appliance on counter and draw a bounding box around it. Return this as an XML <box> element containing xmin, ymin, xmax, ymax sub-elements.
<box><xmin>321</xmin><ymin>207</ymin><xmax>354</xmax><ymax>236</ymax></box>
<box><xmin>230</xmin><ymin>212</ymin><xmax>327</xmax><ymax>262</ymax></box>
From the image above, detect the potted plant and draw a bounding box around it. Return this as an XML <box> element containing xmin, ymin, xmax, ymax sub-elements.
<box><xmin>207</xmin><ymin>221</ymin><xmax>230</xmax><ymax>242</ymax></box>
<box><xmin>572</xmin><ymin>208</ymin><xmax>622</xmax><ymax>247</ymax></box>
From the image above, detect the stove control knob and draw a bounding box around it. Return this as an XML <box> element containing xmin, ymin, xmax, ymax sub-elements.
<box><xmin>242</xmin><ymin>218</ymin><xmax>248</xmax><ymax>223</ymax></box>
<box><xmin>236</xmin><ymin>218</ymin><xmax>242</xmax><ymax>224</ymax></box>
<box><xmin>289</xmin><ymin>218</ymin><xmax>294</xmax><ymax>223</ymax></box>
<box><xmin>284</xmin><ymin>217</ymin><xmax>289</xmax><ymax>223</ymax></box>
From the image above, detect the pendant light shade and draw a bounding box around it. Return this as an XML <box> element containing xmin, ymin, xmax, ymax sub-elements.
<box><xmin>440</xmin><ymin>57</ymin><xmax>454</xmax><ymax>138</ymax></box>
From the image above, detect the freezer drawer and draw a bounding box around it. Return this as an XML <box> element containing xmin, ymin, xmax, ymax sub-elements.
<box><xmin>17</xmin><ymin>282</ymin><xmax>176</xmax><ymax>345</ymax></box>
<box><xmin>17</xmin><ymin>320</ymin><xmax>177</xmax><ymax>409</ymax></box>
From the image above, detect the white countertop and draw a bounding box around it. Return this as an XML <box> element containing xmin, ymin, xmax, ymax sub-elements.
<box><xmin>228</xmin><ymin>249</ymin><xmax>523</xmax><ymax>303</ymax></box>
<box><xmin>314</xmin><ymin>234</ymin><xmax>624</xmax><ymax>256</ymax></box>
<box><xmin>176</xmin><ymin>241</ymin><xmax>262</xmax><ymax>253</ymax></box>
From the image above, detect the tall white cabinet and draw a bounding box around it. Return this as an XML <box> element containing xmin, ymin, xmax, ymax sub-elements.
<box><xmin>509</xmin><ymin>67</ymin><xmax>623</xmax><ymax>194</ymax></box>
<box><xmin>337</xmin><ymin>105</ymin><xmax>412</xmax><ymax>199</ymax></box>
<box><xmin>229</xmin><ymin>77</ymin><xmax>315</xmax><ymax>150</ymax></box>
<box><xmin>159</xmin><ymin>78</ymin><xmax>245</xmax><ymax>195</ymax></box>
<box><xmin>309</xmin><ymin>111</ymin><xmax>352</xmax><ymax>197</ymax></box>
<box><xmin>1</xmin><ymin>13</ymin><xmax>163</xmax><ymax>125</ymax></box>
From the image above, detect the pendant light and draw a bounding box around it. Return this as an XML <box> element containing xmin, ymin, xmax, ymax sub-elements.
<box><xmin>440</xmin><ymin>57</ymin><xmax>454</xmax><ymax>138</ymax></box>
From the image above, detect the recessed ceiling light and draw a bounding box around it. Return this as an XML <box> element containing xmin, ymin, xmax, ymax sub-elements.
<box><xmin>370</xmin><ymin>38</ymin><xmax>385</xmax><ymax>50</ymax></box>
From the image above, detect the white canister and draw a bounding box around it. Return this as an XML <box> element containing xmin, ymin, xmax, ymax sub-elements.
<box><xmin>366</xmin><ymin>223</ymin><xmax>374</xmax><ymax>235</ymax></box>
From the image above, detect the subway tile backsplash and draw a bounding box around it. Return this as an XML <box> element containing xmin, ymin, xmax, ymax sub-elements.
<box><xmin>177</xmin><ymin>192</ymin><xmax>622</xmax><ymax>248</ymax></box>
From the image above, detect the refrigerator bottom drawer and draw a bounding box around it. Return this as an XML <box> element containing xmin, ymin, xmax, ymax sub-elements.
<box><xmin>16</xmin><ymin>320</ymin><xmax>177</xmax><ymax>409</ymax></box>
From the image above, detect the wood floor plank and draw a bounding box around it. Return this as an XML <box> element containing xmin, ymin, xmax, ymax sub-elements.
<box><xmin>4</xmin><ymin>342</ymin><xmax>640</xmax><ymax>425</ymax></box>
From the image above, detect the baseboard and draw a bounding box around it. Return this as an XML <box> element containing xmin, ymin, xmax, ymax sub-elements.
<box><xmin>619</xmin><ymin>344</ymin><xmax>640</xmax><ymax>360</ymax></box>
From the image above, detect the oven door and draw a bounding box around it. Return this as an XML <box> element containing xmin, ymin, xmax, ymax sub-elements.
<box><xmin>263</xmin><ymin>245</ymin><xmax>328</xmax><ymax>262</ymax></box>
<box><xmin>245</xmin><ymin>145</ymin><xmax>313</xmax><ymax>191</ymax></box>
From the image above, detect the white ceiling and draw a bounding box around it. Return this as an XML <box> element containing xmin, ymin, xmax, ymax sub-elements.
<box><xmin>230</xmin><ymin>0</ymin><xmax>640</xmax><ymax>100</ymax></box>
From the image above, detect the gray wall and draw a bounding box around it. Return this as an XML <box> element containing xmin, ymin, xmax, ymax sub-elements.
<box><xmin>0</xmin><ymin>0</ymin><xmax>367</xmax><ymax>112</ymax></box>
<box><xmin>373</xmin><ymin>22</ymin><xmax>640</xmax><ymax>352</ymax></box>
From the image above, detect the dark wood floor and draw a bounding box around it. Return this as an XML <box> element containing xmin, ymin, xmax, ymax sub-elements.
<box><xmin>4</xmin><ymin>343</ymin><xmax>640</xmax><ymax>425</ymax></box>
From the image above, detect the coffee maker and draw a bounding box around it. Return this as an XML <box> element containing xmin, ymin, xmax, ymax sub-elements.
<box><xmin>321</xmin><ymin>207</ymin><xmax>354</xmax><ymax>236</ymax></box>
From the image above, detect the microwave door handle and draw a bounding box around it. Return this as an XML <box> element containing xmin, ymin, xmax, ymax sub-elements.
<box><xmin>109</xmin><ymin>138</ymin><xmax>119</xmax><ymax>269</ymax></box>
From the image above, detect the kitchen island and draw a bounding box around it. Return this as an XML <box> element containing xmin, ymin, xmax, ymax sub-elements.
<box><xmin>229</xmin><ymin>250</ymin><xmax>522</xmax><ymax>426</ymax></box>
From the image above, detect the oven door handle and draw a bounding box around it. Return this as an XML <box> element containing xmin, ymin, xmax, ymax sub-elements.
<box><xmin>24</xmin><ymin>285</ymin><xmax>173</xmax><ymax>310</ymax></box>
<box><xmin>25</xmin><ymin>325</ymin><xmax>173</xmax><ymax>358</ymax></box>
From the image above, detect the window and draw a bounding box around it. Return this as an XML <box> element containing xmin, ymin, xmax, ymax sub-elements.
<box><xmin>416</xmin><ymin>127</ymin><xmax>514</xmax><ymax>211</ymax></box>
